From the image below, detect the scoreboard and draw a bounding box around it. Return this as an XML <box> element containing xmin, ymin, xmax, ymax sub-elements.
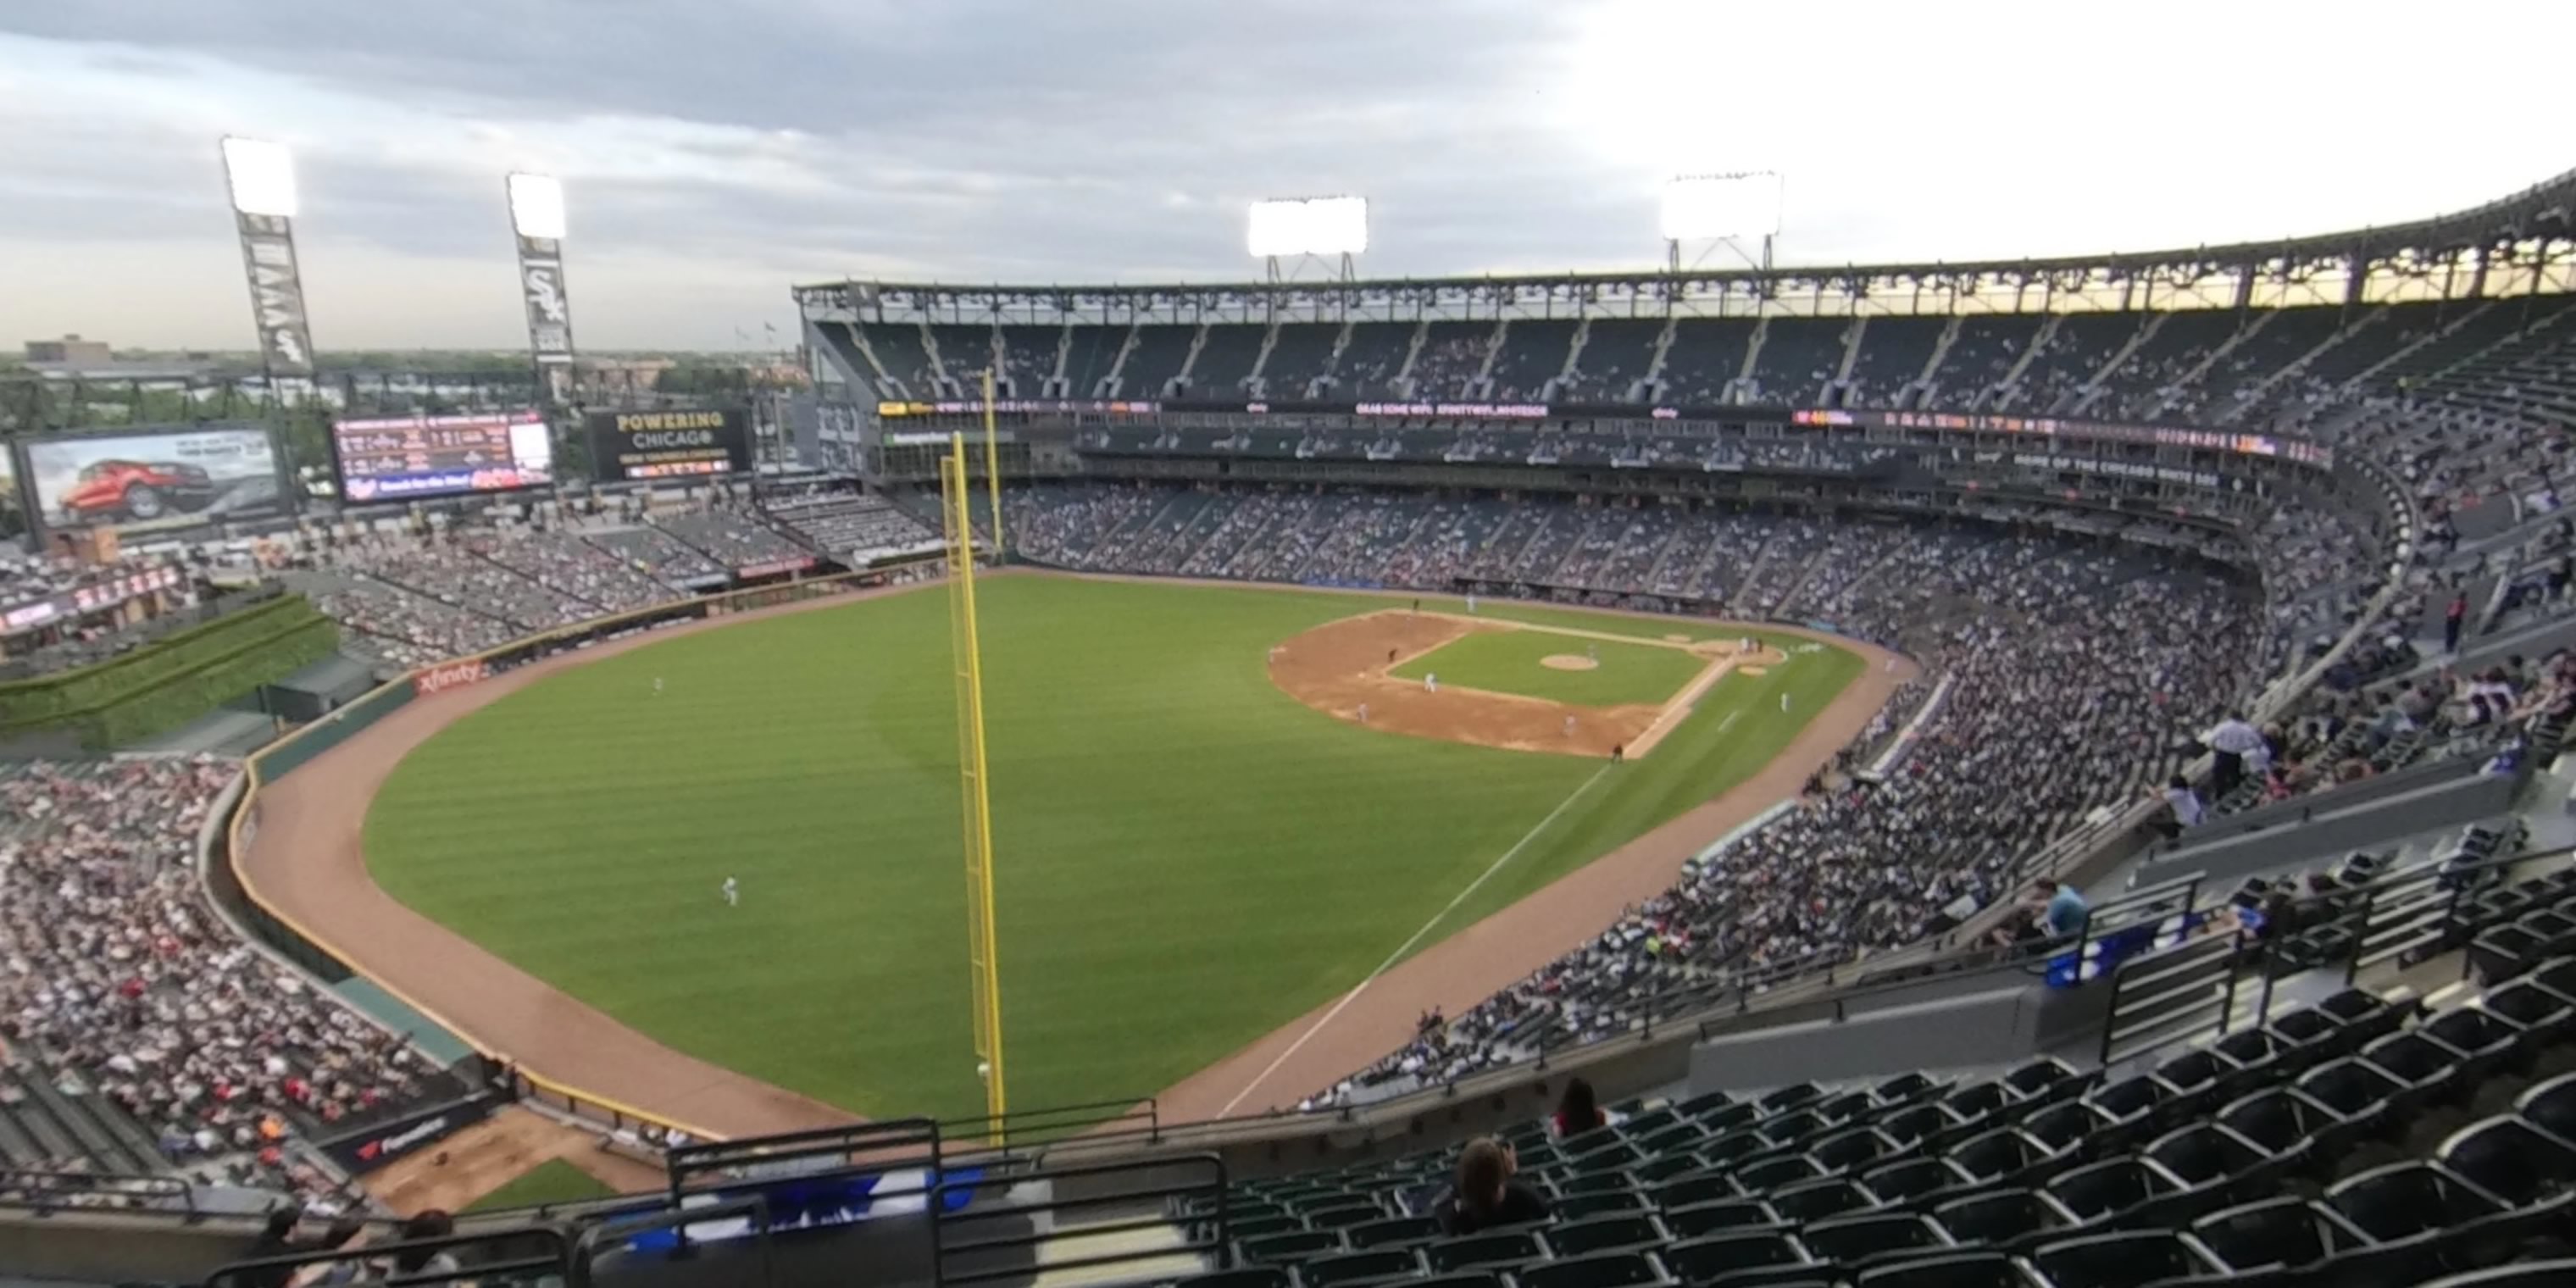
<box><xmin>331</xmin><ymin>412</ymin><xmax>556</xmax><ymax>503</ymax></box>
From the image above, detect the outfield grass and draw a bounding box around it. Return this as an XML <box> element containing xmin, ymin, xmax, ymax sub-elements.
<box><xmin>1389</xmin><ymin>629</ymin><xmax>1706</xmax><ymax>707</ymax></box>
<box><xmin>365</xmin><ymin>577</ymin><xmax>1862</xmax><ymax>1120</ymax></box>
<box><xmin>463</xmin><ymin>1159</ymin><xmax>616</xmax><ymax>1213</ymax></box>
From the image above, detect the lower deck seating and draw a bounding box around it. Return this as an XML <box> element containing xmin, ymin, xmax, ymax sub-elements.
<box><xmin>1167</xmin><ymin>960</ymin><xmax>2576</xmax><ymax>1288</ymax></box>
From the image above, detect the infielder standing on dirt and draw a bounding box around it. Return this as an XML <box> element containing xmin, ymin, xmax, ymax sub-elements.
<box><xmin>1424</xmin><ymin>673</ymin><xmax>1439</xmax><ymax>693</ymax></box>
<box><xmin>1357</xmin><ymin>702</ymin><xmax>1369</xmax><ymax>724</ymax></box>
<box><xmin>1563</xmin><ymin>714</ymin><xmax>1576</xmax><ymax>737</ymax></box>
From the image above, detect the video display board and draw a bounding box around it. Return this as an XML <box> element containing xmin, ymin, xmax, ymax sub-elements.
<box><xmin>20</xmin><ymin>424</ymin><xmax>289</xmax><ymax>537</ymax></box>
<box><xmin>331</xmin><ymin>411</ymin><xmax>555</xmax><ymax>503</ymax></box>
<box><xmin>585</xmin><ymin>406</ymin><xmax>751</xmax><ymax>480</ymax></box>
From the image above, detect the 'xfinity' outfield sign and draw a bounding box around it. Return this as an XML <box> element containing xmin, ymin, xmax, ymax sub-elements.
<box><xmin>517</xmin><ymin>234</ymin><xmax>575</xmax><ymax>364</ymax></box>
<box><xmin>234</xmin><ymin>213</ymin><xmax>316</xmax><ymax>377</ymax></box>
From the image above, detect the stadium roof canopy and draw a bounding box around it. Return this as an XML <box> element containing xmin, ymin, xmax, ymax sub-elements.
<box><xmin>795</xmin><ymin>167</ymin><xmax>2576</xmax><ymax>319</ymax></box>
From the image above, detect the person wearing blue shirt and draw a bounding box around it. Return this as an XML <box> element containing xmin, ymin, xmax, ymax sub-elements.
<box><xmin>2035</xmin><ymin>879</ymin><xmax>2090</xmax><ymax>939</ymax></box>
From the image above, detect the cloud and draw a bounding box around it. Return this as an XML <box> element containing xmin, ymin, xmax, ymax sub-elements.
<box><xmin>1</xmin><ymin>1</ymin><xmax>2571</xmax><ymax>351</ymax></box>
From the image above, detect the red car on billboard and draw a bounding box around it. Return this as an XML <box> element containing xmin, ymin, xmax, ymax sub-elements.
<box><xmin>56</xmin><ymin>459</ymin><xmax>218</xmax><ymax>523</ymax></box>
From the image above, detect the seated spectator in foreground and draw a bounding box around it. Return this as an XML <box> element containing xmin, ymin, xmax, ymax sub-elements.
<box><xmin>1551</xmin><ymin>1077</ymin><xmax>1613</xmax><ymax>1141</ymax></box>
<box><xmin>1436</xmin><ymin>1139</ymin><xmax>1550</xmax><ymax>1236</ymax></box>
<box><xmin>2033</xmin><ymin>879</ymin><xmax>2090</xmax><ymax>940</ymax></box>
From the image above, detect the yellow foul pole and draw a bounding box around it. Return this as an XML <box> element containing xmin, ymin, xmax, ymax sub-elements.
<box><xmin>981</xmin><ymin>368</ymin><xmax>1005</xmax><ymax>561</ymax></box>
<box><xmin>941</xmin><ymin>435</ymin><xmax>1007</xmax><ymax>1138</ymax></box>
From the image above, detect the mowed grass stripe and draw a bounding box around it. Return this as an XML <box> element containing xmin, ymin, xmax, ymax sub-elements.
<box><xmin>1389</xmin><ymin>630</ymin><xmax>1707</xmax><ymax>707</ymax></box>
<box><xmin>365</xmin><ymin>578</ymin><xmax>1859</xmax><ymax>1119</ymax></box>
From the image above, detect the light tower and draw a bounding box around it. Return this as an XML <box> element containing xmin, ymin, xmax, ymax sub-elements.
<box><xmin>1247</xmin><ymin>195</ymin><xmax>1368</xmax><ymax>282</ymax></box>
<box><xmin>1661</xmin><ymin>171</ymin><xmax>1784</xmax><ymax>274</ymax></box>
<box><xmin>219</xmin><ymin>137</ymin><xmax>319</xmax><ymax>386</ymax></box>
<box><xmin>505</xmin><ymin>173</ymin><xmax>578</xmax><ymax>405</ymax></box>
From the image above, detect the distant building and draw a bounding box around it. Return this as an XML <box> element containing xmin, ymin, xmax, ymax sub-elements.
<box><xmin>25</xmin><ymin>335</ymin><xmax>114</xmax><ymax>366</ymax></box>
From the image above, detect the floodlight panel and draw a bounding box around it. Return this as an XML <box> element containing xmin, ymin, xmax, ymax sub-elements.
<box><xmin>1246</xmin><ymin>196</ymin><xmax>1368</xmax><ymax>258</ymax></box>
<box><xmin>1661</xmin><ymin>173</ymin><xmax>1780</xmax><ymax>242</ymax></box>
<box><xmin>508</xmin><ymin>173</ymin><xmax>567</xmax><ymax>239</ymax></box>
<box><xmin>221</xmin><ymin>137</ymin><xmax>298</xmax><ymax>218</ymax></box>
<box><xmin>1308</xmin><ymin>196</ymin><xmax>1368</xmax><ymax>255</ymax></box>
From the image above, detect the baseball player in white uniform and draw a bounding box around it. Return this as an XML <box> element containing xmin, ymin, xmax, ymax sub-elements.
<box><xmin>1424</xmin><ymin>673</ymin><xmax>1439</xmax><ymax>693</ymax></box>
<box><xmin>721</xmin><ymin>876</ymin><xmax>739</xmax><ymax>907</ymax></box>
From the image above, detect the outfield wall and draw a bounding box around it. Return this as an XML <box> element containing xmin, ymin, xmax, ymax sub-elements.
<box><xmin>212</xmin><ymin>564</ymin><xmax>930</xmax><ymax>1145</ymax></box>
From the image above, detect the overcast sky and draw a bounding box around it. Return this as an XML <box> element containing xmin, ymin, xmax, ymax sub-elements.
<box><xmin>3</xmin><ymin>1</ymin><xmax>2570</xmax><ymax>353</ymax></box>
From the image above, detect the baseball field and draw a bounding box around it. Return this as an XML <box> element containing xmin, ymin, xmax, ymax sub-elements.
<box><xmin>356</xmin><ymin>575</ymin><xmax>1870</xmax><ymax>1122</ymax></box>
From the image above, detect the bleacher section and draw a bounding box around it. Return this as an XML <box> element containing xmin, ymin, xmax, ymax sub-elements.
<box><xmin>1565</xmin><ymin>319</ymin><xmax>1665</xmax><ymax>402</ymax></box>
<box><xmin>1747</xmin><ymin>318</ymin><xmax>1846</xmax><ymax>406</ymax></box>
<box><xmin>1931</xmin><ymin>317</ymin><xmax>2041</xmax><ymax>409</ymax></box>
<box><xmin>1122</xmin><ymin>325</ymin><xmax>1199</xmax><ymax>397</ymax></box>
<box><xmin>1658</xmin><ymin>318</ymin><xmax>1757</xmax><ymax>403</ymax></box>
<box><xmin>763</xmin><ymin>494</ymin><xmax>940</xmax><ymax>564</ymax></box>
<box><xmin>2007</xmin><ymin>314</ymin><xmax>2142</xmax><ymax>414</ymax></box>
<box><xmin>1264</xmin><ymin>324</ymin><xmax>1343</xmax><ymax>398</ymax></box>
<box><xmin>1000</xmin><ymin>324</ymin><xmax>1061</xmax><ymax>397</ymax></box>
<box><xmin>1844</xmin><ymin>318</ymin><xmax>1944</xmax><ymax>409</ymax></box>
<box><xmin>1336</xmin><ymin>323</ymin><xmax>1418</xmax><ymax>399</ymax></box>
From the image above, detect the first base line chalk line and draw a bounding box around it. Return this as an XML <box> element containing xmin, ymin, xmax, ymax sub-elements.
<box><xmin>1216</xmin><ymin>761</ymin><xmax>1617</xmax><ymax>1117</ymax></box>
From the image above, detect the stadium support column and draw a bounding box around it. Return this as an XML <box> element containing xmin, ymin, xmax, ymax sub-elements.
<box><xmin>943</xmin><ymin>435</ymin><xmax>1008</xmax><ymax>1140</ymax></box>
<box><xmin>981</xmin><ymin>369</ymin><xmax>1006</xmax><ymax>564</ymax></box>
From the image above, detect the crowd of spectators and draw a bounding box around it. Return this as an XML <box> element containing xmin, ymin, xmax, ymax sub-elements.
<box><xmin>0</xmin><ymin>758</ymin><xmax>430</xmax><ymax>1206</ymax></box>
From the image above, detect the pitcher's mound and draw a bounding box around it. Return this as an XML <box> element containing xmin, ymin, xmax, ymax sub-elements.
<box><xmin>1541</xmin><ymin>654</ymin><xmax>1600</xmax><ymax>671</ymax></box>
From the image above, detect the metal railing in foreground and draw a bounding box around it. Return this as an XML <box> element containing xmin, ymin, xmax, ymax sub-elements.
<box><xmin>203</xmin><ymin>1220</ymin><xmax>580</xmax><ymax>1288</ymax></box>
<box><xmin>933</xmin><ymin>1153</ymin><xmax>1228</xmax><ymax>1288</ymax></box>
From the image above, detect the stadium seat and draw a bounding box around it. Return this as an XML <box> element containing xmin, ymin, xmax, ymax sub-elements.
<box><xmin>1946</xmin><ymin>1128</ymin><xmax>2060</xmax><ymax>1188</ymax></box>
<box><xmin>1758</xmin><ymin>1110</ymin><xmax>1831</xmax><ymax>1148</ymax></box>
<box><xmin>2004</xmin><ymin>1058</ymin><xmax>2086</xmax><ymax>1105</ymax></box>
<box><xmin>2314</xmin><ymin>988</ymin><xmax>2412</xmax><ymax>1045</ymax></box>
<box><xmin>1861</xmin><ymin>1158</ymin><xmax>1973</xmax><ymax>1209</ymax></box>
<box><xmin>1702</xmin><ymin>1129</ymin><xmax>1770</xmax><ymax>1166</ymax></box>
<box><xmin>2029</xmin><ymin>1230</ymin><xmax>2218</xmax><ymax>1288</ymax></box>
<box><xmin>2515</xmin><ymin>1070</ymin><xmax>2576</xmax><ymax>1141</ymax></box>
<box><xmin>1544</xmin><ymin>1214</ymin><xmax>1666</xmax><ymax>1257</ymax></box>
<box><xmin>2212</xmin><ymin>1088</ymin><xmax>2338</xmax><ymax>1167</ymax></box>
<box><xmin>2042</xmin><ymin>1155</ymin><xmax>2189</xmax><ymax>1229</ymax></box>
<box><xmin>1563</xmin><ymin>1169</ymin><xmax>1642</xmax><ymax>1196</ymax></box>
<box><xmin>2016</xmin><ymin>1102</ymin><xmax>2097</xmax><ymax>1159</ymax></box>
<box><xmin>1180</xmin><ymin>1269</ymin><xmax>1290</xmax><ymax>1288</ymax></box>
<box><xmin>1768</xmin><ymin>1177</ymin><xmax>1875</xmax><ymax>1223</ymax></box>
<box><xmin>1517</xmin><ymin>1251</ymin><xmax>1669</xmax><ymax>1288</ymax></box>
<box><xmin>1737</xmin><ymin>1155</ymin><xmax>1826</xmax><ymax>1195</ymax></box>
<box><xmin>1407</xmin><ymin>1275</ymin><xmax>1504</xmax><ymax>1288</ymax></box>
<box><xmin>1808</xmin><ymin>1126</ymin><xmax>1898</xmax><ymax>1174</ymax></box>
<box><xmin>1296</xmin><ymin>1248</ymin><xmax>1420</xmax><ymax>1288</ymax></box>
<box><xmin>1873</xmin><ymin>1073</ymin><xmax>1943</xmax><ymax>1106</ymax></box>
<box><xmin>1657</xmin><ymin>1230</ymin><xmax>1811</xmax><ymax>1282</ymax></box>
<box><xmin>2408</xmin><ymin>1262</ymin><xmax>2576</xmax><ymax>1287</ymax></box>
<box><xmin>1663</xmin><ymin>1199</ymin><xmax>1781</xmax><ymax>1239</ymax></box>
<box><xmin>1557</xmin><ymin>1191</ymin><xmax>1650</xmax><ymax>1221</ymax></box>
<box><xmin>2321</xmin><ymin>1162</ymin><xmax>2507</xmax><ymax>1244</ymax></box>
<box><xmin>2292</xmin><ymin>1058</ymin><xmax>2408</xmax><ymax>1133</ymax></box>
<box><xmin>1657</xmin><ymin>1171</ymin><xmax>1741</xmax><ymax>1209</ymax></box>
<box><xmin>1877</xmin><ymin>1103</ymin><xmax>1955</xmax><ymax>1152</ymax></box>
<box><xmin>1698</xmin><ymin>1102</ymin><xmax>1761</xmax><ymax>1134</ymax></box>
<box><xmin>2420</xmin><ymin>1006</ymin><xmax>2531</xmax><ymax>1079</ymax></box>
<box><xmin>2436</xmin><ymin>1116</ymin><xmax>2576</xmax><ymax>1213</ymax></box>
<box><xmin>2185</xmin><ymin>1196</ymin><xmax>2373</xmax><ymax>1271</ymax></box>
<box><xmin>2146</xmin><ymin>1049</ymin><xmax>2231</xmax><ymax>1104</ymax></box>
<box><xmin>1797</xmin><ymin>1211</ymin><xmax>1951</xmax><ymax>1267</ymax></box>
<box><xmin>1761</xmin><ymin>1084</ymin><xmax>1824</xmax><ymax>1113</ymax></box>
<box><xmin>1424</xmin><ymin>1231</ymin><xmax>1543</xmax><ymax>1274</ymax></box>
<box><xmin>2143</xmin><ymin>1124</ymin><xmax>2276</xmax><ymax>1202</ymax></box>
<box><xmin>1344</xmin><ymin>1216</ymin><xmax>1440</xmax><ymax>1250</ymax></box>
<box><xmin>1241</xmin><ymin>1230</ymin><xmax>1346</xmax><ymax>1263</ymax></box>
<box><xmin>1930</xmin><ymin>1189</ymin><xmax>2085</xmax><ymax>1256</ymax></box>
<box><xmin>2356</xmin><ymin>1030</ymin><xmax>2467</xmax><ymax>1103</ymax></box>
<box><xmin>1304</xmin><ymin>1202</ymin><xmax>1388</xmax><ymax>1230</ymax></box>
<box><xmin>1228</xmin><ymin>1214</ymin><xmax>1307</xmax><ymax>1241</ymax></box>
<box><xmin>1849</xmin><ymin>1252</ymin><xmax>2029</xmax><ymax>1288</ymax></box>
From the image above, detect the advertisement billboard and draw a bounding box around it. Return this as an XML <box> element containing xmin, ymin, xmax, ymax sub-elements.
<box><xmin>23</xmin><ymin>425</ymin><xmax>289</xmax><ymax>536</ymax></box>
<box><xmin>585</xmin><ymin>406</ymin><xmax>752</xmax><ymax>480</ymax></box>
<box><xmin>331</xmin><ymin>411</ymin><xmax>555</xmax><ymax>503</ymax></box>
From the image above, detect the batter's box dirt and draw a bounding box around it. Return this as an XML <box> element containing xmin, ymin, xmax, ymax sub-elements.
<box><xmin>1266</xmin><ymin>609</ymin><xmax>1781</xmax><ymax>758</ymax></box>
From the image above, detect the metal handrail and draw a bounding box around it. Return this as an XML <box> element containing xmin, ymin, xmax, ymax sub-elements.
<box><xmin>930</xmin><ymin>1153</ymin><xmax>1228</xmax><ymax>1287</ymax></box>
